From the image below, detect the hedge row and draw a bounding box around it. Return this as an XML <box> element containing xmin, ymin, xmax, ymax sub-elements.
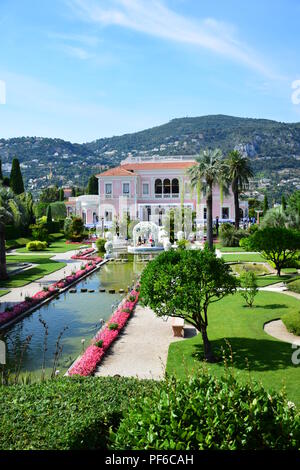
<box><xmin>0</xmin><ymin>376</ymin><xmax>158</xmax><ymax>450</ymax></box>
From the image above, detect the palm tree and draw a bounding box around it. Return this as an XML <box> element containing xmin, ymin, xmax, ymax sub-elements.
<box><xmin>226</xmin><ymin>150</ymin><xmax>253</xmax><ymax>229</ymax></box>
<box><xmin>0</xmin><ymin>187</ymin><xmax>22</xmax><ymax>280</ymax></box>
<box><xmin>188</xmin><ymin>149</ymin><xmax>228</xmax><ymax>249</ymax></box>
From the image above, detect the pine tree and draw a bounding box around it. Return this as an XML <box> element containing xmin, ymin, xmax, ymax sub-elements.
<box><xmin>71</xmin><ymin>187</ymin><xmax>76</xmax><ymax>197</ymax></box>
<box><xmin>10</xmin><ymin>158</ymin><xmax>24</xmax><ymax>194</ymax></box>
<box><xmin>59</xmin><ymin>188</ymin><xmax>65</xmax><ymax>201</ymax></box>
<box><xmin>87</xmin><ymin>175</ymin><xmax>98</xmax><ymax>195</ymax></box>
<box><xmin>281</xmin><ymin>194</ymin><xmax>287</xmax><ymax>211</ymax></box>
<box><xmin>0</xmin><ymin>159</ymin><xmax>3</xmax><ymax>180</ymax></box>
<box><xmin>263</xmin><ymin>194</ymin><xmax>269</xmax><ymax>215</ymax></box>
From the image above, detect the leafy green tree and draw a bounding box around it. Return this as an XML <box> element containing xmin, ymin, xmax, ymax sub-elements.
<box><xmin>140</xmin><ymin>249</ymin><xmax>238</xmax><ymax>362</ymax></box>
<box><xmin>248</xmin><ymin>198</ymin><xmax>263</xmax><ymax>219</ymax></box>
<box><xmin>240</xmin><ymin>271</ymin><xmax>258</xmax><ymax>307</ymax></box>
<box><xmin>285</xmin><ymin>190</ymin><xmax>300</xmax><ymax>229</ymax></box>
<box><xmin>65</xmin><ymin>216</ymin><xmax>85</xmax><ymax>241</ymax></box>
<box><xmin>241</xmin><ymin>227</ymin><xmax>300</xmax><ymax>276</ymax></box>
<box><xmin>39</xmin><ymin>186</ymin><xmax>59</xmax><ymax>203</ymax></box>
<box><xmin>87</xmin><ymin>175</ymin><xmax>98</xmax><ymax>195</ymax></box>
<box><xmin>263</xmin><ymin>194</ymin><xmax>269</xmax><ymax>215</ymax></box>
<box><xmin>49</xmin><ymin>201</ymin><xmax>67</xmax><ymax>221</ymax></box>
<box><xmin>0</xmin><ymin>188</ymin><xmax>22</xmax><ymax>279</ymax></box>
<box><xmin>226</xmin><ymin>150</ymin><xmax>253</xmax><ymax>229</ymax></box>
<box><xmin>10</xmin><ymin>158</ymin><xmax>24</xmax><ymax>195</ymax></box>
<box><xmin>188</xmin><ymin>149</ymin><xmax>227</xmax><ymax>249</ymax></box>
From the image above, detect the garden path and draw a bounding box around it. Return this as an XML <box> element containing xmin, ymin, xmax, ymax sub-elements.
<box><xmin>95</xmin><ymin>305</ymin><xmax>190</xmax><ymax>380</ymax></box>
<box><xmin>264</xmin><ymin>319</ymin><xmax>300</xmax><ymax>346</ymax></box>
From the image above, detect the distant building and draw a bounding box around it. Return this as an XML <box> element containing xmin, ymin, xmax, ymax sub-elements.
<box><xmin>64</xmin><ymin>156</ymin><xmax>248</xmax><ymax>229</ymax></box>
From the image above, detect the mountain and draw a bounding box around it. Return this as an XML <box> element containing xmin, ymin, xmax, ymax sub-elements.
<box><xmin>1</xmin><ymin>115</ymin><xmax>300</xmax><ymax>200</ymax></box>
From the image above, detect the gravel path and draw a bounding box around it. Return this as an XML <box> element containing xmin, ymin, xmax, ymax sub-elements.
<box><xmin>264</xmin><ymin>319</ymin><xmax>300</xmax><ymax>346</ymax></box>
<box><xmin>95</xmin><ymin>305</ymin><xmax>195</xmax><ymax>380</ymax></box>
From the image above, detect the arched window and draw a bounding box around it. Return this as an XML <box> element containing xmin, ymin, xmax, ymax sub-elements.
<box><xmin>163</xmin><ymin>179</ymin><xmax>171</xmax><ymax>196</ymax></box>
<box><xmin>172</xmin><ymin>178</ymin><xmax>179</xmax><ymax>195</ymax></box>
<box><xmin>155</xmin><ymin>179</ymin><xmax>162</xmax><ymax>196</ymax></box>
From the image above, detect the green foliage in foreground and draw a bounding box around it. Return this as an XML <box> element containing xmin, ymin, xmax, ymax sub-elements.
<box><xmin>111</xmin><ymin>371</ymin><xmax>300</xmax><ymax>450</ymax></box>
<box><xmin>96</xmin><ymin>237</ymin><xmax>106</xmax><ymax>252</ymax></box>
<box><xmin>1</xmin><ymin>372</ymin><xmax>299</xmax><ymax>450</ymax></box>
<box><xmin>282</xmin><ymin>311</ymin><xmax>300</xmax><ymax>336</ymax></box>
<box><xmin>0</xmin><ymin>377</ymin><xmax>158</xmax><ymax>450</ymax></box>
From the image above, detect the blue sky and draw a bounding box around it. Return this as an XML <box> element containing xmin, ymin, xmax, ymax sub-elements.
<box><xmin>0</xmin><ymin>0</ymin><xmax>300</xmax><ymax>143</ymax></box>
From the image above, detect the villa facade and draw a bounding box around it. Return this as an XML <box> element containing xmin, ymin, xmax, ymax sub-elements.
<box><xmin>65</xmin><ymin>156</ymin><xmax>248</xmax><ymax>229</ymax></box>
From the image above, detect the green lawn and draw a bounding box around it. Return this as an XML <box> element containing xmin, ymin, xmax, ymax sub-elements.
<box><xmin>287</xmin><ymin>278</ymin><xmax>300</xmax><ymax>294</ymax></box>
<box><xmin>0</xmin><ymin>290</ymin><xmax>10</xmax><ymax>297</ymax></box>
<box><xmin>222</xmin><ymin>253</ymin><xmax>266</xmax><ymax>263</ymax></box>
<box><xmin>16</xmin><ymin>239</ymin><xmax>88</xmax><ymax>254</ymax></box>
<box><xmin>167</xmin><ymin>291</ymin><xmax>300</xmax><ymax>406</ymax></box>
<box><xmin>256</xmin><ymin>275</ymin><xmax>294</xmax><ymax>287</ymax></box>
<box><xmin>5</xmin><ymin>237</ymin><xmax>32</xmax><ymax>250</ymax></box>
<box><xmin>0</xmin><ymin>255</ymin><xmax>66</xmax><ymax>288</ymax></box>
<box><xmin>220</xmin><ymin>246</ymin><xmax>253</xmax><ymax>253</ymax></box>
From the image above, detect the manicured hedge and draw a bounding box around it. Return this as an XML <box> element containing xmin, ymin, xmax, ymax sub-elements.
<box><xmin>0</xmin><ymin>377</ymin><xmax>158</xmax><ymax>450</ymax></box>
<box><xmin>282</xmin><ymin>310</ymin><xmax>300</xmax><ymax>336</ymax></box>
<box><xmin>111</xmin><ymin>372</ymin><xmax>300</xmax><ymax>450</ymax></box>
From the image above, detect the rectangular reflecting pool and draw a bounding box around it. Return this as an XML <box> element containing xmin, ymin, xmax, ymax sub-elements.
<box><xmin>2</xmin><ymin>256</ymin><xmax>148</xmax><ymax>378</ymax></box>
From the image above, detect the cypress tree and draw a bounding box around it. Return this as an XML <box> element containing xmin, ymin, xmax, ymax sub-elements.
<box><xmin>87</xmin><ymin>175</ymin><xmax>98</xmax><ymax>195</ymax></box>
<box><xmin>46</xmin><ymin>205</ymin><xmax>52</xmax><ymax>229</ymax></box>
<box><xmin>10</xmin><ymin>158</ymin><xmax>24</xmax><ymax>194</ymax></box>
<box><xmin>59</xmin><ymin>188</ymin><xmax>65</xmax><ymax>201</ymax></box>
<box><xmin>0</xmin><ymin>159</ymin><xmax>3</xmax><ymax>180</ymax></box>
<box><xmin>281</xmin><ymin>194</ymin><xmax>287</xmax><ymax>211</ymax></box>
<box><xmin>71</xmin><ymin>187</ymin><xmax>76</xmax><ymax>197</ymax></box>
<box><xmin>263</xmin><ymin>194</ymin><xmax>269</xmax><ymax>215</ymax></box>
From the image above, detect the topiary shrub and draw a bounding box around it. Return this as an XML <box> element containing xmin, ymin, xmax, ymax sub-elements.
<box><xmin>94</xmin><ymin>340</ymin><xmax>103</xmax><ymax>348</ymax></box>
<box><xmin>26</xmin><ymin>240</ymin><xmax>48</xmax><ymax>251</ymax></box>
<box><xmin>108</xmin><ymin>323</ymin><xmax>119</xmax><ymax>330</ymax></box>
<box><xmin>111</xmin><ymin>371</ymin><xmax>300</xmax><ymax>450</ymax></box>
<box><xmin>282</xmin><ymin>311</ymin><xmax>300</xmax><ymax>336</ymax></box>
<box><xmin>96</xmin><ymin>238</ymin><xmax>106</xmax><ymax>253</ymax></box>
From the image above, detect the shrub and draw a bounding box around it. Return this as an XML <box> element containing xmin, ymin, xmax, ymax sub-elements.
<box><xmin>0</xmin><ymin>377</ymin><xmax>158</xmax><ymax>450</ymax></box>
<box><xmin>129</xmin><ymin>295</ymin><xmax>136</xmax><ymax>302</ymax></box>
<box><xmin>108</xmin><ymin>323</ymin><xmax>119</xmax><ymax>330</ymax></box>
<box><xmin>26</xmin><ymin>240</ymin><xmax>48</xmax><ymax>251</ymax></box>
<box><xmin>220</xmin><ymin>223</ymin><xmax>248</xmax><ymax>247</ymax></box>
<box><xmin>94</xmin><ymin>340</ymin><xmax>103</xmax><ymax>348</ymax></box>
<box><xmin>282</xmin><ymin>311</ymin><xmax>300</xmax><ymax>336</ymax></box>
<box><xmin>176</xmin><ymin>239</ymin><xmax>189</xmax><ymax>250</ymax></box>
<box><xmin>111</xmin><ymin>372</ymin><xmax>300</xmax><ymax>450</ymax></box>
<box><xmin>287</xmin><ymin>278</ymin><xmax>300</xmax><ymax>294</ymax></box>
<box><xmin>240</xmin><ymin>271</ymin><xmax>258</xmax><ymax>307</ymax></box>
<box><xmin>30</xmin><ymin>224</ymin><xmax>49</xmax><ymax>243</ymax></box>
<box><xmin>96</xmin><ymin>238</ymin><xmax>106</xmax><ymax>253</ymax></box>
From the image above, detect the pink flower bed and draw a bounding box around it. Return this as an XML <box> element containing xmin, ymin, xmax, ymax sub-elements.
<box><xmin>68</xmin><ymin>287</ymin><xmax>140</xmax><ymax>376</ymax></box>
<box><xmin>0</xmin><ymin>260</ymin><xmax>103</xmax><ymax>328</ymax></box>
<box><xmin>71</xmin><ymin>248</ymin><xmax>95</xmax><ymax>260</ymax></box>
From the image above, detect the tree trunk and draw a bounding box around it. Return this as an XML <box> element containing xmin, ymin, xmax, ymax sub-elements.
<box><xmin>0</xmin><ymin>225</ymin><xmax>8</xmax><ymax>280</ymax></box>
<box><xmin>206</xmin><ymin>187</ymin><xmax>213</xmax><ymax>250</ymax></box>
<box><xmin>233</xmin><ymin>181</ymin><xmax>240</xmax><ymax>230</ymax></box>
<box><xmin>200</xmin><ymin>325</ymin><xmax>216</xmax><ymax>362</ymax></box>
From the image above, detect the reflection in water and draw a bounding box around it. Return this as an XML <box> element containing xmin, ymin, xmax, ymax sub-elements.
<box><xmin>2</xmin><ymin>257</ymin><xmax>146</xmax><ymax>378</ymax></box>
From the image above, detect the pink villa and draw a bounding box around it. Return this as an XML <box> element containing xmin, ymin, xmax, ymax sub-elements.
<box><xmin>65</xmin><ymin>156</ymin><xmax>248</xmax><ymax>229</ymax></box>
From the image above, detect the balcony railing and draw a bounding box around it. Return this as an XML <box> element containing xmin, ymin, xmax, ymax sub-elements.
<box><xmin>155</xmin><ymin>193</ymin><xmax>179</xmax><ymax>199</ymax></box>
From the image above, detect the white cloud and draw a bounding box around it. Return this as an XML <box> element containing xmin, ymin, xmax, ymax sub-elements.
<box><xmin>48</xmin><ymin>32</ymin><xmax>100</xmax><ymax>47</ymax></box>
<box><xmin>65</xmin><ymin>0</ymin><xmax>279</xmax><ymax>79</ymax></box>
<box><xmin>61</xmin><ymin>44</ymin><xmax>95</xmax><ymax>60</ymax></box>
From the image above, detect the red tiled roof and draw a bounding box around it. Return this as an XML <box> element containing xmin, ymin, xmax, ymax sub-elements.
<box><xmin>96</xmin><ymin>167</ymin><xmax>136</xmax><ymax>177</ymax></box>
<box><xmin>97</xmin><ymin>161</ymin><xmax>195</xmax><ymax>177</ymax></box>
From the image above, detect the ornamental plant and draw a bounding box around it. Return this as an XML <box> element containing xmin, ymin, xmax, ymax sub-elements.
<box><xmin>240</xmin><ymin>271</ymin><xmax>258</xmax><ymax>308</ymax></box>
<box><xmin>108</xmin><ymin>323</ymin><xmax>119</xmax><ymax>330</ymax></box>
<box><xmin>140</xmin><ymin>248</ymin><xmax>238</xmax><ymax>362</ymax></box>
<box><xmin>95</xmin><ymin>340</ymin><xmax>103</xmax><ymax>348</ymax></box>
